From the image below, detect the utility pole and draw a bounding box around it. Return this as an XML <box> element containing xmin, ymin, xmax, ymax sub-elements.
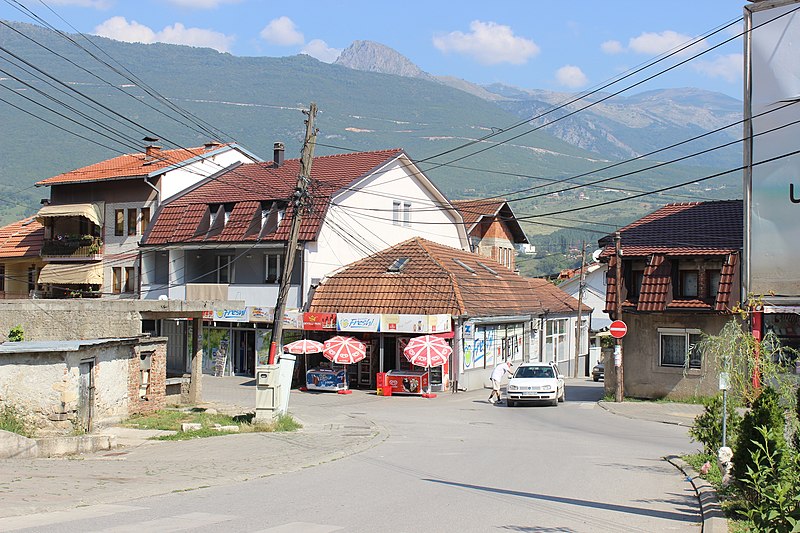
<box><xmin>614</xmin><ymin>231</ymin><xmax>624</xmax><ymax>402</ymax></box>
<box><xmin>573</xmin><ymin>241</ymin><xmax>586</xmax><ymax>378</ymax></box>
<box><xmin>268</xmin><ymin>103</ymin><xmax>317</xmax><ymax>364</ymax></box>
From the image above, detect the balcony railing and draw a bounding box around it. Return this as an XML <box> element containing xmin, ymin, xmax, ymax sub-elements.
<box><xmin>41</xmin><ymin>236</ymin><xmax>103</xmax><ymax>259</ymax></box>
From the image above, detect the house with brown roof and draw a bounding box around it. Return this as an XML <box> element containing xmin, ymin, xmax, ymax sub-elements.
<box><xmin>0</xmin><ymin>217</ymin><xmax>44</xmax><ymax>299</ymax></box>
<box><xmin>308</xmin><ymin>237</ymin><xmax>583</xmax><ymax>392</ymax></box>
<box><xmin>31</xmin><ymin>141</ymin><xmax>261</xmax><ymax>299</ymax></box>
<box><xmin>451</xmin><ymin>198</ymin><xmax>528</xmax><ymax>271</ymax></box>
<box><xmin>598</xmin><ymin>200</ymin><xmax>743</xmax><ymax>399</ymax></box>
<box><xmin>139</xmin><ymin>148</ymin><xmax>469</xmax><ymax>376</ymax></box>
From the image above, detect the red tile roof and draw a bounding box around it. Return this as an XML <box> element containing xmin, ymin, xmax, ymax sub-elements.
<box><xmin>36</xmin><ymin>144</ymin><xmax>233</xmax><ymax>186</ymax></box>
<box><xmin>600</xmin><ymin>200</ymin><xmax>742</xmax><ymax>257</ymax></box>
<box><xmin>0</xmin><ymin>217</ymin><xmax>44</xmax><ymax>259</ymax></box>
<box><xmin>715</xmin><ymin>253</ymin><xmax>737</xmax><ymax>312</ymax></box>
<box><xmin>143</xmin><ymin>149</ymin><xmax>404</xmax><ymax>246</ymax></box>
<box><xmin>636</xmin><ymin>254</ymin><xmax>671</xmax><ymax>312</ymax></box>
<box><xmin>309</xmin><ymin>237</ymin><xmax>580</xmax><ymax>317</ymax></box>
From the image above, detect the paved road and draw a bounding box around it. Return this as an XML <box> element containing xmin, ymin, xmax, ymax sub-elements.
<box><xmin>0</xmin><ymin>377</ymin><xmax>701</xmax><ymax>532</ymax></box>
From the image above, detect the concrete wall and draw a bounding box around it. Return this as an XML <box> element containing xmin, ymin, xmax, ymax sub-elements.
<box><xmin>604</xmin><ymin>312</ymin><xmax>726</xmax><ymax>399</ymax></box>
<box><xmin>0</xmin><ymin>300</ymin><xmax>143</xmax><ymax>342</ymax></box>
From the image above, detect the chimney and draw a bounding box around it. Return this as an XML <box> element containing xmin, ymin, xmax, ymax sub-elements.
<box><xmin>143</xmin><ymin>137</ymin><xmax>161</xmax><ymax>160</ymax></box>
<box><xmin>273</xmin><ymin>142</ymin><xmax>285</xmax><ymax>168</ymax></box>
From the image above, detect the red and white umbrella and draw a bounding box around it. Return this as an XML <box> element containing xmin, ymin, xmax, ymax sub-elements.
<box><xmin>283</xmin><ymin>339</ymin><xmax>324</xmax><ymax>355</ymax></box>
<box><xmin>323</xmin><ymin>335</ymin><xmax>366</xmax><ymax>365</ymax></box>
<box><xmin>403</xmin><ymin>335</ymin><xmax>452</xmax><ymax>368</ymax></box>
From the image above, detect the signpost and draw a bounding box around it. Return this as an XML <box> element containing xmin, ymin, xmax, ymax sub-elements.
<box><xmin>609</xmin><ymin>320</ymin><xmax>627</xmax><ymax>339</ymax></box>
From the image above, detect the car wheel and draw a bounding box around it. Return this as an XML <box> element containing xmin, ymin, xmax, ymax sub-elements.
<box><xmin>507</xmin><ymin>399</ymin><xmax>515</xmax><ymax>407</ymax></box>
<box><xmin>558</xmin><ymin>388</ymin><xmax>565</xmax><ymax>402</ymax></box>
<box><xmin>593</xmin><ymin>376</ymin><xmax>599</xmax><ymax>382</ymax></box>
<box><xmin>551</xmin><ymin>398</ymin><xmax>558</xmax><ymax>407</ymax></box>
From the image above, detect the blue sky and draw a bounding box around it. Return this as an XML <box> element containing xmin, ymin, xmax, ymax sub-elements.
<box><xmin>1</xmin><ymin>0</ymin><xmax>747</xmax><ymax>98</ymax></box>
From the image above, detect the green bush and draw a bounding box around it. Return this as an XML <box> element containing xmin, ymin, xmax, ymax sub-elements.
<box><xmin>734</xmin><ymin>387</ymin><xmax>787</xmax><ymax>492</ymax></box>
<box><xmin>689</xmin><ymin>392</ymin><xmax>742</xmax><ymax>455</ymax></box>
<box><xmin>8</xmin><ymin>325</ymin><xmax>23</xmax><ymax>342</ymax></box>
<box><xmin>739</xmin><ymin>426</ymin><xmax>800</xmax><ymax>532</ymax></box>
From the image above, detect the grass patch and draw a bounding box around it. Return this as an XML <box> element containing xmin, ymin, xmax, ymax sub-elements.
<box><xmin>123</xmin><ymin>409</ymin><xmax>303</xmax><ymax>441</ymax></box>
<box><xmin>0</xmin><ymin>405</ymin><xmax>31</xmax><ymax>437</ymax></box>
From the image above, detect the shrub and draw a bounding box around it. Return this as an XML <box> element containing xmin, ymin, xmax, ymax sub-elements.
<box><xmin>739</xmin><ymin>426</ymin><xmax>800</xmax><ymax>531</ymax></box>
<box><xmin>689</xmin><ymin>392</ymin><xmax>742</xmax><ymax>455</ymax></box>
<box><xmin>8</xmin><ymin>325</ymin><xmax>23</xmax><ymax>342</ymax></box>
<box><xmin>734</xmin><ymin>387</ymin><xmax>787</xmax><ymax>492</ymax></box>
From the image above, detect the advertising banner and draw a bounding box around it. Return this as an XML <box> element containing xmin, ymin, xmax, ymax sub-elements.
<box><xmin>747</xmin><ymin>1</ymin><xmax>800</xmax><ymax>300</ymax></box>
<box><xmin>210</xmin><ymin>307</ymin><xmax>248</xmax><ymax>322</ymax></box>
<box><xmin>281</xmin><ymin>310</ymin><xmax>303</xmax><ymax>329</ymax></box>
<box><xmin>249</xmin><ymin>306</ymin><xmax>276</xmax><ymax>323</ymax></box>
<box><xmin>303</xmin><ymin>312</ymin><xmax>337</xmax><ymax>330</ymax></box>
<box><xmin>337</xmin><ymin>313</ymin><xmax>380</xmax><ymax>332</ymax></box>
<box><xmin>427</xmin><ymin>314</ymin><xmax>452</xmax><ymax>333</ymax></box>
<box><xmin>380</xmin><ymin>314</ymin><xmax>427</xmax><ymax>333</ymax></box>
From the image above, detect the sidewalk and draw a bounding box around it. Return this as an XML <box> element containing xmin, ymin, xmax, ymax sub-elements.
<box><xmin>598</xmin><ymin>399</ymin><xmax>704</xmax><ymax>427</ymax></box>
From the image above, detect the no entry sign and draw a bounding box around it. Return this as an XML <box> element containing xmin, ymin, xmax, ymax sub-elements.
<box><xmin>609</xmin><ymin>320</ymin><xmax>628</xmax><ymax>339</ymax></box>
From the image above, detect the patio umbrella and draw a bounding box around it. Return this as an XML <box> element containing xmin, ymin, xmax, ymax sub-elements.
<box><xmin>403</xmin><ymin>335</ymin><xmax>453</xmax><ymax>397</ymax></box>
<box><xmin>283</xmin><ymin>339</ymin><xmax>324</xmax><ymax>355</ymax></box>
<box><xmin>323</xmin><ymin>335</ymin><xmax>367</xmax><ymax>392</ymax></box>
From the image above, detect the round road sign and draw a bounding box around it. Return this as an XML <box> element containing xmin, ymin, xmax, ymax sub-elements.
<box><xmin>609</xmin><ymin>320</ymin><xmax>627</xmax><ymax>339</ymax></box>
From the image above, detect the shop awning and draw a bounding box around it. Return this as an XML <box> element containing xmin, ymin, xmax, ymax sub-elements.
<box><xmin>38</xmin><ymin>262</ymin><xmax>104</xmax><ymax>285</ymax></box>
<box><xmin>36</xmin><ymin>202</ymin><xmax>104</xmax><ymax>227</ymax></box>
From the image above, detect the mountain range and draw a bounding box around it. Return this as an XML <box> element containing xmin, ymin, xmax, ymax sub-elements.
<box><xmin>0</xmin><ymin>23</ymin><xmax>743</xmax><ymax>258</ymax></box>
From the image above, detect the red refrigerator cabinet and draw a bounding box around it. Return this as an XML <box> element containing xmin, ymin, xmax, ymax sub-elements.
<box><xmin>385</xmin><ymin>370</ymin><xmax>428</xmax><ymax>395</ymax></box>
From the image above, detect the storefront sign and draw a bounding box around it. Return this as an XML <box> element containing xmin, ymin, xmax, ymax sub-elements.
<box><xmin>249</xmin><ymin>306</ymin><xmax>276</xmax><ymax>323</ymax></box>
<box><xmin>380</xmin><ymin>314</ymin><xmax>427</xmax><ymax>333</ymax></box>
<box><xmin>303</xmin><ymin>312</ymin><xmax>337</xmax><ymax>330</ymax></box>
<box><xmin>462</xmin><ymin>321</ymin><xmax>475</xmax><ymax>340</ymax></box>
<box><xmin>211</xmin><ymin>307</ymin><xmax>249</xmax><ymax>322</ymax></box>
<box><xmin>282</xmin><ymin>310</ymin><xmax>303</xmax><ymax>329</ymax></box>
<box><xmin>337</xmin><ymin>313</ymin><xmax>380</xmax><ymax>332</ymax></box>
<box><xmin>427</xmin><ymin>314</ymin><xmax>452</xmax><ymax>333</ymax></box>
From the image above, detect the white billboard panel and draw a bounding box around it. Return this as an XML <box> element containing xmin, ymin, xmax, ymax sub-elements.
<box><xmin>746</xmin><ymin>0</ymin><xmax>800</xmax><ymax>300</ymax></box>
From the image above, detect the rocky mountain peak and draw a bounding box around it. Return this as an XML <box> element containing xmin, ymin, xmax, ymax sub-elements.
<box><xmin>335</xmin><ymin>40</ymin><xmax>434</xmax><ymax>80</ymax></box>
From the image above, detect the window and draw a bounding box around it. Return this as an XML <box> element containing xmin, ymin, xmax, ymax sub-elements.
<box><xmin>392</xmin><ymin>201</ymin><xmax>401</xmax><ymax>225</ymax></box>
<box><xmin>403</xmin><ymin>202</ymin><xmax>411</xmax><ymax>227</ymax></box>
<box><xmin>217</xmin><ymin>255</ymin><xmax>233</xmax><ymax>284</ymax></box>
<box><xmin>112</xmin><ymin>267</ymin><xmax>122</xmax><ymax>293</ymax></box>
<box><xmin>0</xmin><ymin>265</ymin><xmax>4</xmax><ymax>292</ymax></box>
<box><xmin>545</xmin><ymin>319</ymin><xmax>568</xmax><ymax>364</ymax></box>
<box><xmin>115</xmin><ymin>210</ymin><xmax>124</xmax><ymax>236</ymax></box>
<box><xmin>124</xmin><ymin>266</ymin><xmax>135</xmax><ymax>293</ymax></box>
<box><xmin>140</xmin><ymin>207</ymin><xmax>150</xmax><ymax>235</ymax></box>
<box><xmin>679</xmin><ymin>270</ymin><xmax>699</xmax><ymax>298</ymax></box>
<box><xmin>708</xmin><ymin>270</ymin><xmax>721</xmax><ymax>300</ymax></box>
<box><xmin>127</xmin><ymin>208</ymin><xmax>137</xmax><ymax>236</ymax></box>
<box><xmin>659</xmin><ymin>329</ymin><xmax>702</xmax><ymax>369</ymax></box>
<box><xmin>629</xmin><ymin>270</ymin><xmax>644</xmax><ymax>297</ymax></box>
<box><xmin>27</xmin><ymin>265</ymin><xmax>37</xmax><ymax>293</ymax></box>
<box><xmin>266</xmin><ymin>253</ymin><xmax>282</xmax><ymax>284</ymax></box>
<box><xmin>387</xmin><ymin>257</ymin><xmax>410</xmax><ymax>272</ymax></box>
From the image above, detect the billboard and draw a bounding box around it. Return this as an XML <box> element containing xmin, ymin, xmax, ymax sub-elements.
<box><xmin>746</xmin><ymin>0</ymin><xmax>800</xmax><ymax>301</ymax></box>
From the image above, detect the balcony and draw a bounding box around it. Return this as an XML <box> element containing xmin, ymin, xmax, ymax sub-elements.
<box><xmin>41</xmin><ymin>236</ymin><xmax>103</xmax><ymax>260</ymax></box>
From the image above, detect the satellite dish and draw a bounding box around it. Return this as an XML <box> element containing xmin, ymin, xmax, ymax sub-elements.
<box><xmin>591</xmin><ymin>249</ymin><xmax>603</xmax><ymax>262</ymax></box>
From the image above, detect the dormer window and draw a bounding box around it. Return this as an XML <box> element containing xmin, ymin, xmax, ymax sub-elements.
<box><xmin>679</xmin><ymin>270</ymin><xmax>699</xmax><ymax>298</ymax></box>
<box><xmin>707</xmin><ymin>269</ymin><xmax>721</xmax><ymax>300</ymax></box>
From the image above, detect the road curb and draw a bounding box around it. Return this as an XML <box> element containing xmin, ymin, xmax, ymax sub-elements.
<box><xmin>666</xmin><ymin>455</ymin><xmax>728</xmax><ymax>533</ymax></box>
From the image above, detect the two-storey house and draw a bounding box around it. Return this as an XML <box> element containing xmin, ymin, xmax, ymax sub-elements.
<box><xmin>451</xmin><ymin>199</ymin><xmax>528</xmax><ymax>271</ymax></box>
<box><xmin>599</xmin><ymin>200</ymin><xmax>742</xmax><ymax>399</ymax></box>
<box><xmin>32</xmin><ymin>141</ymin><xmax>261</xmax><ymax>299</ymax></box>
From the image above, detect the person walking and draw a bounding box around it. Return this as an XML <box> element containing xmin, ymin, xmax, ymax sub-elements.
<box><xmin>488</xmin><ymin>360</ymin><xmax>514</xmax><ymax>404</ymax></box>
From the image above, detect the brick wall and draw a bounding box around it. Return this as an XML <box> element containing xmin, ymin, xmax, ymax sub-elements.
<box><xmin>127</xmin><ymin>338</ymin><xmax>167</xmax><ymax>415</ymax></box>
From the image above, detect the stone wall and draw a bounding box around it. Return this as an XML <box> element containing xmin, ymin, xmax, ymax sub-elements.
<box><xmin>127</xmin><ymin>338</ymin><xmax>166</xmax><ymax>415</ymax></box>
<box><xmin>0</xmin><ymin>301</ymin><xmax>142</xmax><ymax>342</ymax></box>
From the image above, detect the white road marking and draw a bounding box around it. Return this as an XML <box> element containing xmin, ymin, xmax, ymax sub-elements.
<box><xmin>254</xmin><ymin>522</ymin><xmax>344</xmax><ymax>533</ymax></box>
<box><xmin>0</xmin><ymin>505</ymin><xmax>145</xmax><ymax>532</ymax></box>
<box><xmin>96</xmin><ymin>512</ymin><xmax>236</xmax><ymax>532</ymax></box>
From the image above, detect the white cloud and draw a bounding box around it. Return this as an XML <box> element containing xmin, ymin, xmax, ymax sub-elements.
<box><xmin>301</xmin><ymin>39</ymin><xmax>341</xmax><ymax>63</ymax></box>
<box><xmin>259</xmin><ymin>16</ymin><xmax>304</xmax><ymax>46</ymax></box>
<box><xmin>555</xmin><ymin>65</ymin><xmax>588</xmax><ymax>88</ymax></box>
<box><xmin>432</xmin><ymin>20</ymin><xmax>539</xmax><ymax>65</ymax></box>
<box><xmin>628</xmin><ymin>30</ymin><xmax>707</xmax><ymax>57</ymax></box>
<box><xmin>164</xmin><ymin>0</ymin><xmax>240</xmax><ymax>7</ymax></box>
<box><xmin>47</xmin><ymin>0</ymin><xmax>112</xmax><ymax>8</ymax></box>
<box><xmin>601</xmin><ymin>40</ymin><xmax>623</xmax><ymax>54</ymax></box>
<box><xmin>693</xmin><ymin>53</ymin><xmax>743</xmax><ymax>83</ymax></box>
<box><xmin>94</xmin><ymin>16</ymin><xmax>234</xmax><ymax>53</ymax></box>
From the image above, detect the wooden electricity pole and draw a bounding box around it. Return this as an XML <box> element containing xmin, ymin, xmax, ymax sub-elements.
<box><xmin>573</xmin><ymin>241</ymin><xmax>586</xmax><ymax>378</ymax></box>
<box><xmin>268</xmin><ymin>103</ymin><xmax>317</xmax><ymax>364</ymax></box>
<box><xmin>614</xmin><ymin>231</ymin><xmax>624</xmax><ymax>402</ymax></box>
